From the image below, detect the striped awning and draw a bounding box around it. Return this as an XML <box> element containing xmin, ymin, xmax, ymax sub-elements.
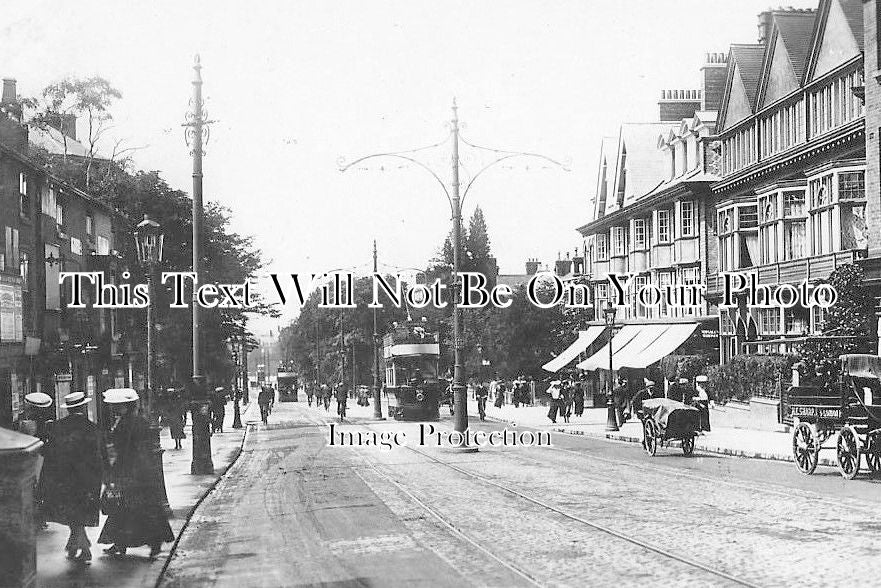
<box><xmin>542</xmin><ymin>326</ymin><xmax>607</xmax><ymax>373</ymax></box>
<box><xmin>576</xmin><ymin>322</ymin><xmax>698</xmax><ymax>371</ymax></box>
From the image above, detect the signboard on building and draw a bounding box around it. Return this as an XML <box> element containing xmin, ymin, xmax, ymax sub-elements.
<box><xmin>0</xmin><ymin>275</ymin><xmax>23</xmax><ymax>343</ymax></box>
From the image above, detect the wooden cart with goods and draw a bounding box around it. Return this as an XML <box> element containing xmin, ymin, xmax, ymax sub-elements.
<box><xmin>789</xmin><ymin>354</ymin><xmax>881</xmax><ymax>479</ymax></box>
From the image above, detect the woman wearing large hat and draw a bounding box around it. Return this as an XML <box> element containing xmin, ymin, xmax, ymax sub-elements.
<box><xmin>41</xmin><ymin>391</ymin><xmax>104</xmax><ymax>562</ymax></box>
<box><xmin>98</xmin><ymin>388</ymin><xmax>173</xmax><ymax>559</ymax></box>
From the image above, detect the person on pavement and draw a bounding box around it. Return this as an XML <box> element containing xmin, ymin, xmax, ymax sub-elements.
<box><xmin>494</xmin><ymin>379</ymin><xmax>507</xmax><ymax>408</ymax></box>
<box><xmin>560</xmin><ymin>379</ymin><xmax>573</xmax><ymax>423</ymax></box>
<box><xmin>210</xmin><ymin>387</ymin><xmax>226</xmax><ymax>433</ymax></box>
<box><xmin>475</xmin><ymin>381</ymin><xmax>488</xmax><ymax>421</ymax></box>
<box><xmin>164</xmin><ymin>388</ymin><xmax>186</xmax><ymax>450</ymax></box>
<box><xmin>20</xmin><ymin>392</ymin><xmax>55</xmax><ymax>530</ymax></box>
<box><xmin>41</xmin><ymin>392</ymin><xmax>104</xmax><ymax>563</ymax></box>
<box><xmin>258</xmin><ymin>386</ymin><xmax>274</xmax><ymax>424</ymax></box>
<box><xmin>694</xmin><ymin>375</ymin><xmax>711</xmax><ymax>432</ymax></box>
<box><xmin>547</xmin><ymin>380</ymin><xmax>562</xmax><ymax>423</ymax></box>
<box><xmin>573</xmin><ymin>375</ymin><xmax>585</xmax><ymax>417</ymax></box>
<box><xmin>98</xmin><ymin>388</ymin><xmax>173</xmax><ymax>560</ymax></box>
<box><xmin>306</xmin><ymin>384</ymin><xmax>314</xmax><ymax>407</ymax></box>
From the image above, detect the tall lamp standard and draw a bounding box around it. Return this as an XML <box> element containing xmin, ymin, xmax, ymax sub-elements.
<box><xmin>183</xmin><ymin>54</ymin><xmax>213</xmax><ymax>474</ymax></box>
<box><xmin>603</xmin><ymin>300</ymin><xmax>619</xmax><ymax>432</ymax></box>
<box><xmin>228</xmin><ymin>337</ymin><xmax>243</xmax><ymax>429</ymax></box>
<box><xmin>134</xmin><ymin>214</ymin><xmax>171</xmax><ymax>515</ymax></box>
<box><xmin>372</xmin><ymin>240</ymin><xmax>384</xmax><ymax>419</ymax></box>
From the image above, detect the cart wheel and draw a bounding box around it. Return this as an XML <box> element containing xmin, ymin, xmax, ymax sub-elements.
<box><xmin>681</xmin><ymin>435</ymin><xmax>695</xmax><ymax>456</ymax></box>
<box><xmin>836</xmin><ymin>425</ymin><xmax>861</xmax><ymax>480</ymax></box>
<box><xmin>792</xmin><ymin>422</ymin><xmax>819</xmax><ymax>475</ymax></box>
<box><xmin>643</xmin><ymin>420</ymin><xmax>658</xmax><ymax>456</ymax></box>
<box><xmin>866</xmin><ymin>433</ymin><xmax>881</xmax><ymax>474</ymax></box>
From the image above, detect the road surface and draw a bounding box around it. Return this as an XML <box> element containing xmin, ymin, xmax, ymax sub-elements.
<box><xmin>159</xmin><ymin>401</ymin><xmax>881</xmax><ymax>587</ymax></box>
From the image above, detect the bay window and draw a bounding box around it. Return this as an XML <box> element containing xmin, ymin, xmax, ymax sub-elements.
<box><xmin>611</xmin><ymin>226</ymin><xmax>626</xmax><ymax>256</ymax></box>
<box><xmin>680</xmin><ymin>201</ymin><xmax>696</xmax><ymax>237</ymax></box>
<box><xmin>632</xmin><ymin>218</ymin><xmax>647</xmax><ymax>250</ymax></box>
<box><xmin>595</xmin><ymin>234</ymin><xmax>608</xmax><ymax>261</ymax></box>
<box><xmin>657</xmin><ymin>209</ymin><xmax>672</xmax><ymax>243</ymax></box>
<box><xmin>808</xmin><ymin>168</ymin><xmax>866</xmax><ymax>255</ymax></box>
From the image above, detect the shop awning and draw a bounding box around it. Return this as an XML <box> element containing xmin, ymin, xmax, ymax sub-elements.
<box><xmin>613</xmin><ymin>323</ymin><xmax>698</xmax><ymax>369</ymax></box>
<box><xmin>576</xmin><ymin>325</ymin><xmax>642</xmax><ymax>371</ymax></box>
<box><xmin>575</xmin><ymin>322</ymin><xmax>698</xmax><ymax>371</ymax></box>
<box><xmin>542</xmin><ymin>326</ymin><xmax>607</xmax><ymax>373</ymax></box>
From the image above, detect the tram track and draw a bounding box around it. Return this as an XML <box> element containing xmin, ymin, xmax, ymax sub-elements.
<box><xmin>325</xmin><ymin>413</ymin><xmax>762</xmax><ymax>588</ymax></box>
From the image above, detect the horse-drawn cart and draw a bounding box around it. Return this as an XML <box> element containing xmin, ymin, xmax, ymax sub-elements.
<box><xmin>789</xmin><ymin>354</ymin><xmax>881</xmax><ymax>479</ymax></box>
<box><xmin>641</xmin><ymin>398</ymin><xmax>704</xmax><ymax>457</ymax></box>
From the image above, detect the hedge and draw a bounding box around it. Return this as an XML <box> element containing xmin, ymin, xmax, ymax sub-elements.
<box><xmin>705</xmin><ymin>354</ymin><xmax>799</xmax><ymax>405</ymax></box>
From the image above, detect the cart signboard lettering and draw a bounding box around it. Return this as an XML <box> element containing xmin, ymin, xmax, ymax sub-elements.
<box><xmin>790</xmin><ymin>405</ymin><xmax>842</xmax><ymax>420</ymax></box>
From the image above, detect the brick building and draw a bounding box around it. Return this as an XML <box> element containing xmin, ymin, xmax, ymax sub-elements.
<box><xmin>0</xmin><ymin>79</ymin><xmax>143</xmax><ymax>428</ymax></box>
<box><xmin>710</xmin><ymin>1</ymin><xmax>866</xmax><ymax>361</ymax></box>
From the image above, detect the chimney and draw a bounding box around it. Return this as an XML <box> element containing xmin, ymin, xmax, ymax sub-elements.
<box><xmin>525</xmin><ymin>258</ymin><xmax>540</xmax><ymax>275</ymax></box>
<box><xmin>1</xmin><ymin>78</ymin><xmax>21</xmax><ymax>121</ymax></box>
<box><xmin>0</xmin><ymin>77</ymin><xmax>26</xmax><ymax>151</ymax></box>
<box><xmin>700</xmin><ymin>52</ymin><xmax>728</xmax><ymax>112</ymax></box>
<box><xmin>757</xmin><ymin>10</ymin><xmax>773</xmax><ymax>45</ymax></box>
<box><xmin>658</xmin><ymin>89</ymin><xmax>702</xmax><ymax>122</ymax></box>
<box><xmin>62</xmin><ymin>113</ymin><xmax>77</xmax><ymax>141</ymax></box>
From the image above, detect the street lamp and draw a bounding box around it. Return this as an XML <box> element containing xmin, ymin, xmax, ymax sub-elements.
<box><xmin>603</xmin><ymin>300</ymin><xmax>619</xmax><ymax>432</ymax></box>
<box><xmin>134</xmin><ymin>213</ymin><xmax>171</xmax><ymax>515</ymax></box>
<box><xmin>340</xmin><ymin>100</ymin><xmax>567</xmax><ymax>447</ymax></box>
<box><xmin>227</xmin><ymin>337</ymin><xmax>243</xmax><ymax>429</ymax></box>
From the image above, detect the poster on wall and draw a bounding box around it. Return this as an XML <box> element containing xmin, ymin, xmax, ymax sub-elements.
<box><xmin>0</xmin><ymin>276</ymin><xmax>23</xmax><ymax>343</ymax></box>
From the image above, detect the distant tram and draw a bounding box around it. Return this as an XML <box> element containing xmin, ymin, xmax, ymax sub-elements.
<box><xmin>277</xmin><ymin>361</ymin><xmax>298</xmax><ymax>402</ymax></box>
<box><xmin>383</xmin><ymin>322</ymin><xmax>441</xmax><ymax>421</ymax></box>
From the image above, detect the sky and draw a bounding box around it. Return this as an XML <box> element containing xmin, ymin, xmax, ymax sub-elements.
<box><xmin>1</xmin><ymin>0</ymin><xmax>819</xmax><ymax>336</ymax></box>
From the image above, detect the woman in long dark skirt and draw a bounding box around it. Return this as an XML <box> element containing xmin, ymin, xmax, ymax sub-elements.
<box><xmin>165</xmin><ymin>389</ymin><xmax>186</xmax><ymax>450</ymax></box>
<box><xmin>99</xmin><ymin>388</ymin><xmax>173</xmax><ymax>559</ymax></box>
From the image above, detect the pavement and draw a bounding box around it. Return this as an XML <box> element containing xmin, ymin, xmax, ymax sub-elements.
<box><xmin>473</xmin><ymin>400</ymin><xmax>848</xmax><ymax>468</ymax></box>
<box><xmin>35</xmin><ymin>400</ymin><xmax>255</xmax><ymax>588</ymax></box>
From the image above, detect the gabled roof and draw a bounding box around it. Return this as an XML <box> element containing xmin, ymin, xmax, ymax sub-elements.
<box><xmin>591</xmin><ymin>136</ymin><xmax>618</xmax><ymax>221</ymax></box>
<box><xmin>804</xmin><ymin>0</ymin><xmax>863</xmax><ymax>82</ymax></box>
<box><xmin>717</xmin><ymin>44</ymin><xmax>764</xmax><ymax>131</ymax></box>
<box><xmin>729</xmin><ymin>44</ymin><xmax>765</xmax><ymax>107</ymax></box>
<box><xmin>606</xmin><ymin>122</ymin><xmax>674</xmax><ymax>214</ymax></box>
<box><xmin>773</xmin><ymin>11</ymin><xmax>817</xmax><ymax>81</ymax></box>
<box><xmin>28</xmin><ymin>125</ymin><xmax>96</xmax><ymax>159</ymax></box>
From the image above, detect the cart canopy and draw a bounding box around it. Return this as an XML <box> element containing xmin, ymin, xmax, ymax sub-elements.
<box><xmin>840</xmin><ymin>354</ymin><xmax>881</xmax><ymax>379</ymax></box>
<box><xmin>641</xmin><ymin>398</ymin><xmax>698</xmax><ymax>430</ymax></box>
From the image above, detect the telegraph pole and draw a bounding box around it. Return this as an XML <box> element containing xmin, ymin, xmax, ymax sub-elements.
<box><xmin>372</xmin><ymin>240</ymin><xmax>383</xmax><ymax>419</ymax></box>
<box><xmin>449</xmin><ymin>100</ymin><xmax>469</xmax><ymax>438</ymax></box>
<box><xmin>184</xmin><ymin>55</ymin><xmax>213</xmax><ymax>474</ymax></box>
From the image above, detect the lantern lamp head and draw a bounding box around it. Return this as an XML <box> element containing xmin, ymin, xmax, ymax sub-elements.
<box><xmin>135</xmin><ymin>214</ymin><xmax>164</xmax><ymax>265</ymax></box>
<box><xmin>603</xmin><ymin>300</ymin><xmax>617</xmax><ymax>327</ymax></box>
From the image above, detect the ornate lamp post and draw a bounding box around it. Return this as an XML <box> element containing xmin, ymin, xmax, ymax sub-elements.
<box><xmin>372</xmin><ymin>240</ymin><xmax>384</xmax><ymax>419</ymax></box>
<box><xmin>228</xmin><ymin>337</ymin><xmax>243</xmax><ymax>429</ymax></box>
<box><xmin>603</xmin><ymin>300</ymin><xmax>619</xmax><ymax>432</ymax></box>
<box><xmin>183</xmin><ymin>54</ymin><xmax>213</xmax><ymax>474</ymax></box>
<box><xmin>134</xmin><ymin>213</ymin><xmax>171</xmax><ymax>515</ymax></box>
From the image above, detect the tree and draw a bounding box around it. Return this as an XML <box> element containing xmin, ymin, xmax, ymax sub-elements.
<box><xmin>799</xmin><ymin>264</ymin><xmax>875</xmax><ymax>383</ymax></box>
<box><xmin>25</xmin><ymin>77</ymin><xmax>123</xmax><ymax>189</ymax></box>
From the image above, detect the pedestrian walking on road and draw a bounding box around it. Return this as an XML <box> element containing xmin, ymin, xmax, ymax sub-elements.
<box><xmin>306</xmin><ymin>384</ymin><xmax>314</xmax><ymax>407</ymax></box>
<box><xmin>475</xmin><ymin>381</ymin><xmax>488</xmax><ymax>421</ymax></box>
<box><xmin>41</xmin><ymin>392</ymin><xmax>104</xmax><ymax>563</ymax></box>
<box><xmin>335</xmin><ymin>382</ymin><xmax>348</xmax><ymax>422</ymax></box>
<box><xmin>258</xmin><ymin>386</ymin><xmax>274</xmax><ymax>424</ymax></box>
<box><xmin>494</xmin><ymin>380</ymin><xmax>506</xmax><ymax>408</ymax></box>
<box><xmin>694</xmin><ymin>375</ymin><xmax>711</xmax><ymax>432</ymax></box>
<box><xmin>98</xmin><ymin>388</ymin><xmax>174</xmax><ymax>560</ymax></box>
<box><xmin>547</xmin><ymin>380</ymin><xmax>562</xmax><ymax>423</ymax></box>
<box><xmin>322</xmin><ymin>384</ymin><xmax>332</xmax><ymax>411</ymax></box>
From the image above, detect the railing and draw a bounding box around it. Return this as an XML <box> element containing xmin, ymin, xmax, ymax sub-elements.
<box><xmin>706</xmin><ymin>249</ymin><xmax>866</xmax><ymax>295</ymax></box>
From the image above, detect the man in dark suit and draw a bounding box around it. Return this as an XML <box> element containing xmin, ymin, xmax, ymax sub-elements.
<box><xmin>41</xmin><ymin>392</ymin><xmax>105</xmax><ymax>562</ymax></box>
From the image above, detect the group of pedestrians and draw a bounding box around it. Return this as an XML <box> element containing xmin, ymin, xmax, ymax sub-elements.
<box><xmin>546</xmin><ymin>375</ymin><xmax>585</xmax><ymax>424</ymax></box>
<box><xmin>486</xmin><ymin>375</ymin><xmax>533</xmax><ymax>409</ymax></box>
<box><xmin>25</xmin><ymin>389</ymin><xmax>172</xmax><ymax>564</ymax></box>
<box><xmin>303</xmin><ymin>382</ymin><xmax>351</xmax><ymax>422</ymax></box>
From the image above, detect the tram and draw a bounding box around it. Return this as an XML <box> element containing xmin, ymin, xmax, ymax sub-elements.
<box><xmin>383</xmin><ymin>321</ymin><xmax>442</xmax><ymax>421</ymax></box>
<box><xmin>277</xmin><ymin>361</ymin><xmax>298</xmax><ymax>402</ymax></box>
